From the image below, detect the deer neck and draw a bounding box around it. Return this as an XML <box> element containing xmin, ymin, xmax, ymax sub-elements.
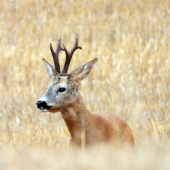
<box><xmin>60</xmin><ymin>93</ymin><xmax>92</xmax><ymax>144</ymax></box>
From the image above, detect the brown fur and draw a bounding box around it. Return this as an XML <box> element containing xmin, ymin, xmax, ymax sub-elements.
<box><xmin>54</xmin><ymin>94</ymin><xmax>134</xmax><ymax>147</ymax></box>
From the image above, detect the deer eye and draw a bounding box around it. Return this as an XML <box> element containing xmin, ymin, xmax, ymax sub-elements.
<box><xmin>58</xmin><ymin>88</ymin><xmax>66</xmax><ymax>93</ymax></box>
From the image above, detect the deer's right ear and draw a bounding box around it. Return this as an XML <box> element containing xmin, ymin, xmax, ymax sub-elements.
<box><xmin>42</xmin><ymin>58</ymin><xmax>55</xmax><ymax>78</ymax></box>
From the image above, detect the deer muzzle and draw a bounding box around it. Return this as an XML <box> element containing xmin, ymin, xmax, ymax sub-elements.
<box><xmin>36</xmin><ymin>100</ymin><xmax>52</xmax><ymax>111</ymax></box>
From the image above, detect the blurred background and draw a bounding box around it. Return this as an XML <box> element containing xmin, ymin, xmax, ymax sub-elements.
<box><xmin>0</xmin><ymin>0</ymin><xmax>170</xmax><ymax>169</ymax></box>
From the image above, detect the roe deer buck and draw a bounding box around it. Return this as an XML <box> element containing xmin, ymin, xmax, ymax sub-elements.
<box><xmin>36</xmin><ymin>34</ymin><xmax>134</xmax><ymax>147</ymax></box>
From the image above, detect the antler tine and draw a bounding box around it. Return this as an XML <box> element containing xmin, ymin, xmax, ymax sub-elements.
<box><xmin>62</xmin><ymin>33</ymin><xmax>82</xmax><ymax>74</ymax></box>
<box><xmin>50</xmin><ymin>35</ymin><xmax>64</xmax><ymax>74</ymax></box>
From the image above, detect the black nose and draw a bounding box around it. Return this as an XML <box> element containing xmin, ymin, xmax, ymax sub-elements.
<box><xmin>36</xmin><ymin>101</ymin><xmax>51</xmax><ymax>110</ymax></box>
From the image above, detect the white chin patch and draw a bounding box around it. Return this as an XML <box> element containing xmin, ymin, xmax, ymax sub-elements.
<box><xmin>39</xmin><ymin>109</ymin><xmax>49</xmax><ymax>112</ymax></box>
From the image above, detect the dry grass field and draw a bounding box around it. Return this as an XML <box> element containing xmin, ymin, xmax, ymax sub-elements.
<box><xmin>0</xmin><ymin>0</ymin><xmax>170</xmax><ymax>169</ymax></box>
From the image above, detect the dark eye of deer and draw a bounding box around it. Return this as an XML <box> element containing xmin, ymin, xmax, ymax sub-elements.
<box><xmin>58</xmin><ymin>88</ymin><xmax>66</xmax><ymax>93</ymax></box>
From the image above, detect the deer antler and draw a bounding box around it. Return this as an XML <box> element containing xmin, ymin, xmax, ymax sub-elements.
<box><xmin>61</xmin><ymin>33</ymin><xmax>82</xmax><ymax>74</ymax></box>
<box><xmin>50</xmin><ymin>35</ymin><xmax>64</xmax><ymax>74</ymax></box>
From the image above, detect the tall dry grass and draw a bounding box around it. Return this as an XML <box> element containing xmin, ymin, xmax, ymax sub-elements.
<box><xmin>0</xmin><ymin>0</ymin><xmax>170</xmax><ymax>169</ymax></box>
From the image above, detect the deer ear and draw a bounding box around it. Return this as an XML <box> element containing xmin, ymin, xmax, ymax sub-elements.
<box><xmin>70</xmin><ymin>58</ymin><xmax>98</xmax><ymax>81</ymax></box>
<box><xmin>42</xmin><ymin>58</ymin><xmax>55</xmax><ymax>78</ymax></box>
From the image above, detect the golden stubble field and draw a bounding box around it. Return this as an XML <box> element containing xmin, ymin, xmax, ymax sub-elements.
<box><xmin>0</xmin><ymin>0</ymin><xmax>170</xmax><ymax>169</ymax></box>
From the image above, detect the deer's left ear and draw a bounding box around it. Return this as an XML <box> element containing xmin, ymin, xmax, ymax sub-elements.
<box><xmin>42</xmin><ymin>58</ymin><xmax>55</xmax><ymax>78</ymax></box>
<box><xmin>70</xmin><ymin>58</ymin><xmax>98</xmax><ymax>81</ymax></box>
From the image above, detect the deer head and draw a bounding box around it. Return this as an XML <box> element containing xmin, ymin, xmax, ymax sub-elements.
<box><xmin>36</xmin><ymin>34</ymin><xmax>98</xmax><ymax>112</ymax></box>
